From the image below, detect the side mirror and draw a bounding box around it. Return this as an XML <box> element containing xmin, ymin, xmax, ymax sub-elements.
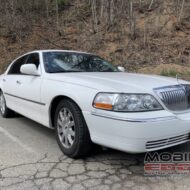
<box><xmin>117</xmin><ymin>66</ymin><xmax>126</xmax><ymax>72</ymax></box>
<box><xmin>20</xmin><ymin>64</ymin><xmax>40</xmax><ymax>76</ymax></box>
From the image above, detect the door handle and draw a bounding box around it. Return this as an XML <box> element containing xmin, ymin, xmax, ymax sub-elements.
<box><xmin>16</xmin><ymin>80</ymin><xmax>21</xmax><ymax>85</ymax></box>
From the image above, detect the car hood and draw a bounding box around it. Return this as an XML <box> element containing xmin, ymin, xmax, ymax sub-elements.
<box><xmin>47</xmin><ymin>72</ymin><xmax>190</xmax><ymax>93</ymax></box>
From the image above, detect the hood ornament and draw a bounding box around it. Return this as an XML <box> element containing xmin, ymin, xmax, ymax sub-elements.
<box><xmin>176</xmin><ymin>74</ymin><xmax>179</xmax><ymax>84</ymax></box>
<box><xmin>176</xmin><ymin>73</ymin><xmax>187</xmax><ymax>93</ymax></box>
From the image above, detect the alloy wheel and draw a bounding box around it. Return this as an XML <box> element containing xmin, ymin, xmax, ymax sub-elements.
<box><xmin>57</xmin><ymin>107</ymin><xmax>76</xmax><ymax>149</ymax></box>
<box><xmin>0</xmin><ymin>93</ymin><xmax>6</xmax><ymax>115</ymax></box>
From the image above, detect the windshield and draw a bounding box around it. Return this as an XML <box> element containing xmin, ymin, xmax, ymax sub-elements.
<box><xmin>43</xmin><ymin>52</ymin><xmax>119</xmax><ymax>73</ymax></box>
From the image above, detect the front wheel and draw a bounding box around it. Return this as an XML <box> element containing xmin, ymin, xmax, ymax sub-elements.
<box><xmin>54</xmin><ymin>99</ymin><xmax>92</xmax><ymax>158</ymax></box>
<box><xmin>0</xmin><ymin>91</ymin><xmax>15</xmax><ymax>118</ymax></box>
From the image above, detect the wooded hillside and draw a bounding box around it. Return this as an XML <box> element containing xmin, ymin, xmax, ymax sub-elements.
<box><xmin>0</xmin><ymin>0</ymin><xmax>190</xmax><ymax>78</ymax></box>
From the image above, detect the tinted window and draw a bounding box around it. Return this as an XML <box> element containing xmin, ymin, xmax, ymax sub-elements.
<box><xmin>8</xmin><ymin>55</ymin><xmax>28</xmax><ymax>74</ymax></box>
<box><xmin>26</xmin><ymin>53</ymin><xmax>40</xmax><ymax>68</ymax></box>
<box><xmin>43</xmin><ymin>52</ymin><xmax>119</xmax><ymax>73</ymax></box>
<box><xmin>8</xmin><ymin>53</ymin><xmax>40</xmax><ymax>75</ymax></box>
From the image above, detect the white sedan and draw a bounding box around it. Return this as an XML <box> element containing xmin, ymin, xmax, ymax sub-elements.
<box><xmin>0</xmin><ymin>50</ymin><xmax>190</xmax><ymax>158</ymax></box>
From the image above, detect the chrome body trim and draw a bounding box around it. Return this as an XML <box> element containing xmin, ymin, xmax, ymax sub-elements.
<box><xmin>154</xmin><ymin>84</ymin><xmax>190</xmax><ymax>111</ymax></box>
<box><xmin>91</xmin><ymin>112</ymin><xmax>177</xmax><ymax>122</ymax></box>
<box><xmin>4</xmin><ymin>92</ymin><xmax>46</xmax><ymax>106</ymax></box>
<box><xmin>146</xmin><ymin>133</ymin><xmax>190</xmax><ymax>150</ymax></box>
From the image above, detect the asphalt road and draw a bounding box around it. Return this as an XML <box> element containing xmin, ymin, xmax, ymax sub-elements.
<box><xmin>0</xmin><ymin>116</ymin><xmax>190</xmax><ymax>190</ymax></box>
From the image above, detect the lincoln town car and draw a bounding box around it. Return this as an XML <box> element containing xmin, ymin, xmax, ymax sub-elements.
<box><xmin>0</xmin><ymin>50</ymin><xmax>190</xmax><ymax>158</ymax></box>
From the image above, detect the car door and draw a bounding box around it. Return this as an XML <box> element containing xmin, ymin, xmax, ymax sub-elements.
<box><xmin>4</xmin><ymin>53</ymin><xmax>44</xmax><ymax>124</ymax></box>
<box><xmin>2</xmin><ymin>54</ymin><xmax>28</xmax><ymax>109</ymax></box>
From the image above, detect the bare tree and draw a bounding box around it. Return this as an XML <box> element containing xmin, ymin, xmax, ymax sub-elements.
<box><xmin>45</xmin><ymin>0</ymin><xmax>50</xmax><ymax>20</ymax></box>
<box><xmin>148</xmin><ymin>0</ymin><xmax>154</xmax><ymax>11</ymax></box>
<box><xmin>91</xmin><ymin>0</ymin><xmax>98</xmax><ymax>32</ymax></box>
<box><xmin>108</xmin><ymin>0</ymin><xmax>114</xmax><ymax>26</ymax></box>
<box><xmin>55</xmin><ymin>0</ymin><xmax>59</xmax><ymax>30</ymax></box>
<box><xmin>178</xmin><ymin>0</ymin><xmax>185</xmax><ymax>23</ymax></box>
<box><xmin>144</xmin><ymin>18</ymin><xmax>148</xmax><ymax>47</ymax></box>
<box><xmin>128</xmin><ymin>0</ymin><xmax>136</xmax><ymax>39</ymax></box>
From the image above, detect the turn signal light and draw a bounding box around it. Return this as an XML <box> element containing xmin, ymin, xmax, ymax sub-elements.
<box><xmin>94</xmin><ymin>103</ymin><xmax>113</xmax><ymax>110</ymax></box>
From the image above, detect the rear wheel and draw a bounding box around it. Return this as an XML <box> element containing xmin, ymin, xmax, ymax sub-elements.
<box><xmin>54</xmin><ymin>99</ymin><xmax>92</xmax><ymax>158</ymax></box>
<box><xmin>0</xmin><ymin>91</ymin><xmax>15</xmax><ymax>118</ymax></box>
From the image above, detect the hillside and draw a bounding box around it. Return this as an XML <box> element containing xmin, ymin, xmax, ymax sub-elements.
<box><xmin>0</xmin><ymin>0</ymin><xmax>190</xmax><ymax>79</ymax></box>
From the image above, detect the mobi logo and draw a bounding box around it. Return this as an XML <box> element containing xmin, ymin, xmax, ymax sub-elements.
<box><xmin>144</xmin><ymin>152</ymin><xmax>190</xmax><ymax>177</ymax></box>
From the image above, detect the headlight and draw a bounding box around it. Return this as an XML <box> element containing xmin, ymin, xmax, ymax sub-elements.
<box><xmin>93</xmin><ymin>93</ymin><xmax>163</xmax><ymax>112</ymax></box>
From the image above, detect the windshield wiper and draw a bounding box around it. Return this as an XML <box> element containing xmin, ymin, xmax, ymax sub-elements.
<box><xmin>49</xmin><ymin>70</ymin><xmax>83</xmax><ymax>73</ymax></box>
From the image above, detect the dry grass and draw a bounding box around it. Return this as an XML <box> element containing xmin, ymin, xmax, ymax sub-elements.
<box><xmin>0</xmin><ymin>0</ymin><xmax>190</xmax><ymax>79</ymax></box>
<box><xmin>137</xmin><ymin>64</ymin><xmax>190</xmax><ymax>80</ymax></box>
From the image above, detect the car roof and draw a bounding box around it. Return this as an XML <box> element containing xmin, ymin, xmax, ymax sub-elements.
<box><xmin>29</xmin><ymin>50</ymin><xmax>94</xmax><ymax>55</ymax></box>
<box><xmin>11</xmin><ymin>50</ymin><xmax>97</xmax><ymax>64</ymax></box>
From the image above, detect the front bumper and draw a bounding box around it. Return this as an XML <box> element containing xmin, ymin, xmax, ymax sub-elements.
<box><xmin>83</xmin><ymin>110</ymin><xmax>190</xmax><ymax>153</ymax></box>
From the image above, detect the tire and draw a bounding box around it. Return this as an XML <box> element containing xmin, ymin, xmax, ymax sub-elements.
<box><xmin>54</xmin><ymin>99</ymin><xmax>92</xmax><ymax>158</ymax></box>
<box><xmin>0</xmin><ymin>91</ymin><xmax>15</xmax><ymax>118</ymax></box>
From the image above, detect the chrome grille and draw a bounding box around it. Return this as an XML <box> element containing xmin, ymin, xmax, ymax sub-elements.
<box><xmin>154</xmin><ymin>85</ymin><xmax>190</xmax><ymax>111</ymax></box>
<box><xmin>146</xmin><ymin>134</ymin><xmax>189</xmax><ymax>150</ymax></box>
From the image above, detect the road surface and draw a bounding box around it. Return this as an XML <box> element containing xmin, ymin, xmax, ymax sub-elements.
<box><xmin>0</xmin><ymin>116</ymin><xmax>190</xmax><ymax>190</ymax></box>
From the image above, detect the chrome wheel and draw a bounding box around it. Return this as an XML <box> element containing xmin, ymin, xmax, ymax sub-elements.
<box><xmin>57</xmin><ymin>107</ymin><xmax>75</xmax><ymax>149</ymax></box>
<box><xmin>55</xmin><ymin>99</ymin><xmax>92</xmax><ymax>158</ymax></box>
<box><xmin>0</xmin><ymin>93</ymin><xmax>6</xmax><ymax>115</ymax></box>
